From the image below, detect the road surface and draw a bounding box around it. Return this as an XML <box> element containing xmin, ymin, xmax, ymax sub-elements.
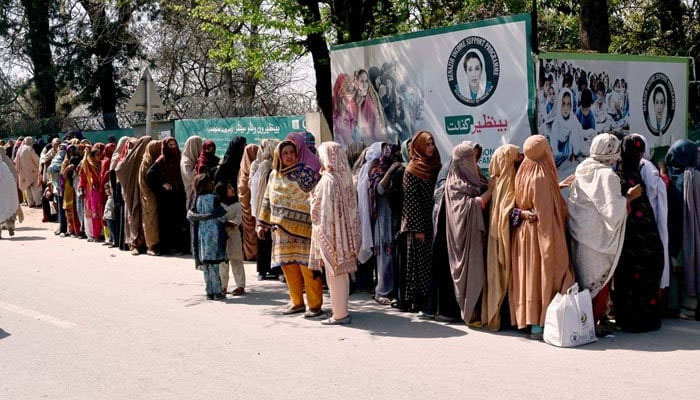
<box><xmin>1</xmin><ymin>207</ymin><xmax>699</xmax><ymax>399</ymax></box>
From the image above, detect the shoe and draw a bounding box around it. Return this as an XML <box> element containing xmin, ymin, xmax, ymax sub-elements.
<box><xmin>232</xmin><ymin>287</ymin><xmax>245</xmax><ymax>296</ymax></box>
<box><xmin>87</xmin><ymin>238</ymin><xmax>94</xmax><ymax>243</ymax></box>
<box><xmin>130</xmin><ymin>248</ymin><xmax>140</xmax><ymax>256</ymax></box>
<box><xmin>109</xmin><ymin>243</ymin><xmax>118</xmax><ymax>248</ymax></box>
<box><xmin>147</xmin><ymin>249</ymin><xmax>158</xmax><ymax>256</ymax></box>
<box><xmin>257</xmin><ymin>273</ymin><xmax>265</xmax><ymax>281</ymax></box>
<box><xmin>206</xmin><ymin>294</ymin><xmax>215</xmax><ymax>300</ymax></box>
<box><xmin>321</xmin><ymin>315</ymin><xmax>351</xmax><ymax>325</ymax></box>
<box><xmin>373</xmin><ymin>295</ymin><xmax>392</xmax><ymax>306</ymax></box>
<box><xmin>54</xmin><ymin>230</ymin><xmax>61</xmax><ymax>235</ymax></box>
<box><xmin>435</xmin><ymin>314</ymin><xmax>462</xmax><ymax>323</ymax></box>
<box><xmin>278</xmin><ymin>274</ymin><xmax>286</xmax><ymax>283</ymax></box>
<box><xmin>8</xmin><ymin>229</ymin><xmax>14</xmax><ymax>237</ymax></box>
<box><xmin>304</xmin><ymin>308</ymin><xmax>324</xmax><ymax>319</ymax></box>
<box><xmin>214</xmin><ymin>293</ymin><xmax>226</xmax><ymax>300</ymax></box>
<box><xmin>59</xmin><ymin>233</ymin><xmax>67</xmax><ymax>238</ymax></box>
<box><xmin>282</xmin><ymin>304</ymin><xmax>306</xmax><ymax>315</ymax></box>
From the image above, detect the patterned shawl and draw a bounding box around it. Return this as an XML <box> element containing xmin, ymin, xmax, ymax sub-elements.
<box><xmin>309</xmin><ymin>142</ymin><xmax>361</xmax><ymax>275</ymax></box>
<box><xmin>258</xmin><ymin>140</ymin><xmax>312</xmax><ymax>238</ymax></box>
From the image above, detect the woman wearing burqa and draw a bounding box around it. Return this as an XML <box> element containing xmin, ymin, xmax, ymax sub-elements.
<box><xmin>139</xmin><ymin>140</ymin><xmax>162</xmax><ymax>255</ymax></box>
<box><xmin>181</xmin><ymin>135</ymin><xmax>203</xmax><ymax>210</ymax></box>
<box><xmin>482</xmin><ymin>144</ymin><xmax>520</xmax><ymax>330</ymax></box>
<box><xmin>399</xmin><ymin>131</ymin><xmax>441</xmax><ymax>312</ymax></box>
<box><xmin>148</xmin><ymin>137</ymin><xmax>188</xmax><ymax>255</ymax></box>
<box><xmin>250</xmin><ymin>139</ymin><xmax>280</xmax><ymax>280</ymax></box>
<box><xmin>442</xmin><ymin>142</ymin><xmax>493</xmax><ymax>325</ymax></box>
<box><xmin>614</xmin><ymin>135</ymin><xmax>664</xmax><ymax>332</ymax></box>
<box><xmin>116</xmin><ymin>136</ymin><xmax>152</xmax><ymax>255</ymax></box>
<box><xmin>665</xmin><ymin>139</ymin><xmax>700</xmax><ymax>319</ymax></box>
<box><xmin>238</xmin><ymin>144</ymin><xmax>259</xmax><ymax>261</ymax></box>
<box><xmin>510</xmin><ymin>135</ymin><xmax>574</xmax><ymax>340</ymax></box>
<box><xmin>16</xmin><ymin>137</ymin><xmax>42</xmax><ymax>207</ymax></box>
<box><xmin>197</xmin><ymin>140</ymin><xmax>220</xmax><ymax>178</ymax></box>
<box><xmin>110</xmin><ymin>137</ymin><xmax>130</xmax><ymax>250</ymax></box>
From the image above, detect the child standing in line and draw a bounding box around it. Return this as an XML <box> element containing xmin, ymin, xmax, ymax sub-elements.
<box><xmin>103</xmin><ymin>181</ymin><xmax>116</xmax><ymax>247</ymax></box>
<box><xmin>188</xmin><ymin>174</ymin><xmax>227</xmax><ymax>300</ymax></box>
<box><xmin>215</xmin><ymin>182</ymin><xmax>245</xmax><ymax>296</ymax></box>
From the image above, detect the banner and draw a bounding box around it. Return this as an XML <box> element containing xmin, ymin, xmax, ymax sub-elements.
<box><xmin>537</xmin><ymin>52</ymin><xmax>689</xmax><ymax>176</ymax></box>
<box><xmin>330</xmin><ymin>14</ymin><xmax>534</xmax><ymax>168</ymax></box>
<box><xmin>174</xmin><ymin>116</ymin><xmax>306</xmax><ymax>157</ymax></box>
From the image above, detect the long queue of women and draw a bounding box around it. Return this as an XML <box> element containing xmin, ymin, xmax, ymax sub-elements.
<box><xmin>1</xmin><ymin>129</ymin><xmax>699</xmax><ymax>335</ymax></box>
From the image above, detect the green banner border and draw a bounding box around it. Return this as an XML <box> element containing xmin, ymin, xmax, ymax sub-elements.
<box><xmin>539</xmin><ymin>51</ymin><xmax>689</xmax><ymax>64</ymax></box>
<box><xmin>331</xmin><ymin>13</ymin><xmax>532</xmax><ymax>50</ymax></box>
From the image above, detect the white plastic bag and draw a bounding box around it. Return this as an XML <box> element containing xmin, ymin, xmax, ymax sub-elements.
<box><xmin>543</xmin><ymin>283</ymin><xmax>597</xmax><ymax>347</ymax></box>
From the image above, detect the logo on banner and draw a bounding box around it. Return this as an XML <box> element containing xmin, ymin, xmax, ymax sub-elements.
<box><xmin>643</xmin><ymin>72</ymin><xmax>676</xmax><ymax>136</ymax></box>
<box><xmin>447</xmin><ymin>36</ymin><xmax>500</xmax><ymax>107</ymax></box>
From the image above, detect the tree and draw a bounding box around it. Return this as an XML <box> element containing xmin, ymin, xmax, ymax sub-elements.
<box><xmin>579</xmin><ymin>0</ymin><xmax>610</xmax><ymax>52</ymax></box>
<box><xmin>0</xmin><ymin>0</ymin><xmax>59</xmax><ymax>131</ymax></box>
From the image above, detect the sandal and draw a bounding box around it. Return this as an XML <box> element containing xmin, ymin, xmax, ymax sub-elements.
<box><xmin>321</xmin><ymin>315</ymin><xmax>351</xmax><ymax>325</ymax></box>
<box><xmin>283</xmin><ymin>304</ymin><xmax>306</xmax><ymax>315</ymax></box>
<box><xmin>373</xmin><ymin>295</ymin><xmax>392</xmax><ymax>306</ymax></box>
<box><xmin>232</xmin><ymin>287</ymin><xmax>245</xmax><ymax>296</ymax></box>
<box><xmin>304</xmin><ymin>308</ymin><xmax>324</xmax><ymax>319</ymax></box>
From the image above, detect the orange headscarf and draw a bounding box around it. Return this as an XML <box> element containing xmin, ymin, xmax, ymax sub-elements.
<box><xmin>406</xmin><ymin>130</ymin><xmax>441</xmax><ymax>181</ymax></box>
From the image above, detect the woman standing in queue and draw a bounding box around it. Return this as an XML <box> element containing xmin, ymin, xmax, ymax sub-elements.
<box><xmin>139</xmin><ymin>140</ymin><xmax>162</xmax><ymax>255</ymax></box>
<box><xmin>442</xmin><ymin>141</ymin><xmax>493</xmax><ymax>325</ymax></box>
<box><xmin>257</xmin><ymin>136</ymin><xmax>323</xmax><ymax>317</ymax></box>
<box><xmin>510</xmin><ymin>135</ymin><xmax>574</xmax><ymax>340</ymax></box>
<box><xmin>613</xmin><ymin>135</ymin><xmax>665</xmax><ymax>332</ymax></box>
<box><xmin>148</xmin><ymin>137</ymin><xmax>188</xmax><ymax>255</ymax></box>
<box><xmin>398</xmin><ymin>130</ymin><xmax>441</xmax><ymax>312</ymax></box>
<box><xmin>567</xmin><ymin>134</ymin><xmax>634</xmax><ymax>333</ymax></box>
<box><xmin>482</xmin><ymin>144</ymin><xmax>521</xmax><ymax>331</ymax></box>
<box><xmin>309</xmin><ymin>142</ymin><xmax>362</xmax><ymax>325</ymax></box>
<box><xmin>665</xmin><ymin>139</ymin><xmax>700</xmax><ymax>319</ymax></box>
<box><xmin>250</xmin><ymin>139</ymin><xmax>280</xmax><ymax>281</ymax></box>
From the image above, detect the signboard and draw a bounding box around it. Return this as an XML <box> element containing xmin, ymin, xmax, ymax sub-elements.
<box><xmin>537</xmin><ymin>52</ymin><xmax>689</xmax><ymax>175</ymax></box>
<box><xmin>330</xmin><ymin>13</ymin><xmax>534</xmax><ymax>167</ymax></box>
<box><xmin>174</xmin><ymin>116</ymin><xmax>306</xmax><ymax>157</ymax></box>
<box><xmin>126</xmin><ymin>68</ymin><xmax>166</xmax><ymax>113</ymax></box>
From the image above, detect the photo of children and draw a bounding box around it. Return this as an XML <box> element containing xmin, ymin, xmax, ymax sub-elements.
<box><xmin>538</xmin><ymin>59</ymin><xmax>630</xmax><ymax>176</ymax></box>
<box><xmin>332</xmin><ymin>62</ymin><xmax>425</xmax><ymax>147</ymax></box>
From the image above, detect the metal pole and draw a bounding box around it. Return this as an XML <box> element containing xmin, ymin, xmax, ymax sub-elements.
<box><xmin>145</xmin><ymin>70</ymin><xmax>152</xmax><ymax>137</ymax></box>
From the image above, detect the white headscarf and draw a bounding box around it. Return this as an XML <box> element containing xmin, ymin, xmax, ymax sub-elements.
<box><xmin>550</xmin><ymin>87</ymin><xmax>584</xmax><ymax>156</ymax></box>
<box><xmin>357</xmin><ymin>141</ymin><xmax>384</xmax><ymax>263</ymax></box>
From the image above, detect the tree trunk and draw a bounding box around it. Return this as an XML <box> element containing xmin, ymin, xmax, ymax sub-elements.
<box><xmin>299</xmin><ymin>0</ymin><xmax>333</xmax><ymax>130</ymax></box>
<box><xmin>96</xmin><ymin>59</ymin><xmax>120</xmax><ymax>130</ymax></box>
<box><xmin>20</xmin><ymin>0</ymin><xmax>57</xmax><ymax>123</ymax></box>
<box><xmin>579</xmin><ymin>0</ymin><xmax>610</xmax><ymax>52</ymax></box>
<box><xmin>657</xmin><ymin>0</ymin><xmax>685</xmax><ymax>52</ymax></box>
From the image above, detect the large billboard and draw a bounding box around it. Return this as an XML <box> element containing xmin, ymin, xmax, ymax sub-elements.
<box><xmin>537</xmin><ymin>52</ymin><xmax>689</xmax><ymax>175</ymax></box>
<box><xmin>330</xmin><ymin>14</ymin><xmax>534</xmax><ymax>168</ymax></box>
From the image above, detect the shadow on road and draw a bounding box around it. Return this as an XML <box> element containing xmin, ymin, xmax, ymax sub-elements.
<box><xmin>14</xmin><ymin>226</ymin><xmax>48</xmax><ymax>232</ymax></box>
<box><xmin>576</xmin><ymin>319</ymin><xmax>700</xmax><ymax>352</ymax></box>
<box><xmin>344</xmin><ymin>311</ymin><xmax>467</xmax><ymax>339</ymax></box>
<box><xmin>3</xmin><ymin>236</ymin><xmax>46</xmax><ymax>241</ymax></box>
<box><xmin>0</xmin><ymin>328</ymin><xmax>10</xmax><ymax>340</ymax></box>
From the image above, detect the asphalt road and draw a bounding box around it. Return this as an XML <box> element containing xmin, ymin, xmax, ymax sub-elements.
<box><xmin>1</xmin><ymin>207</ymin><xmax>699</xmax><ymax>399</ymax></box>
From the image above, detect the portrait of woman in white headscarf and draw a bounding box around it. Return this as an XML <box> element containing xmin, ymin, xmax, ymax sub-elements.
<box><xmin>457</xmin><ymin>50</ymin><xmax>493</xmax><ymax>102</ymax></box>
<box><xmin>647</xmin><ymin>85</ymin><xmax>668</xmax><ymax>136</ymax></box>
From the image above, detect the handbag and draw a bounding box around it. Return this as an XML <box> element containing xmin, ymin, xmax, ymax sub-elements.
<box><xmin>543</xmin><ymin>283</ymin><xmax>597</xmax><ymax>348</ymax></box>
